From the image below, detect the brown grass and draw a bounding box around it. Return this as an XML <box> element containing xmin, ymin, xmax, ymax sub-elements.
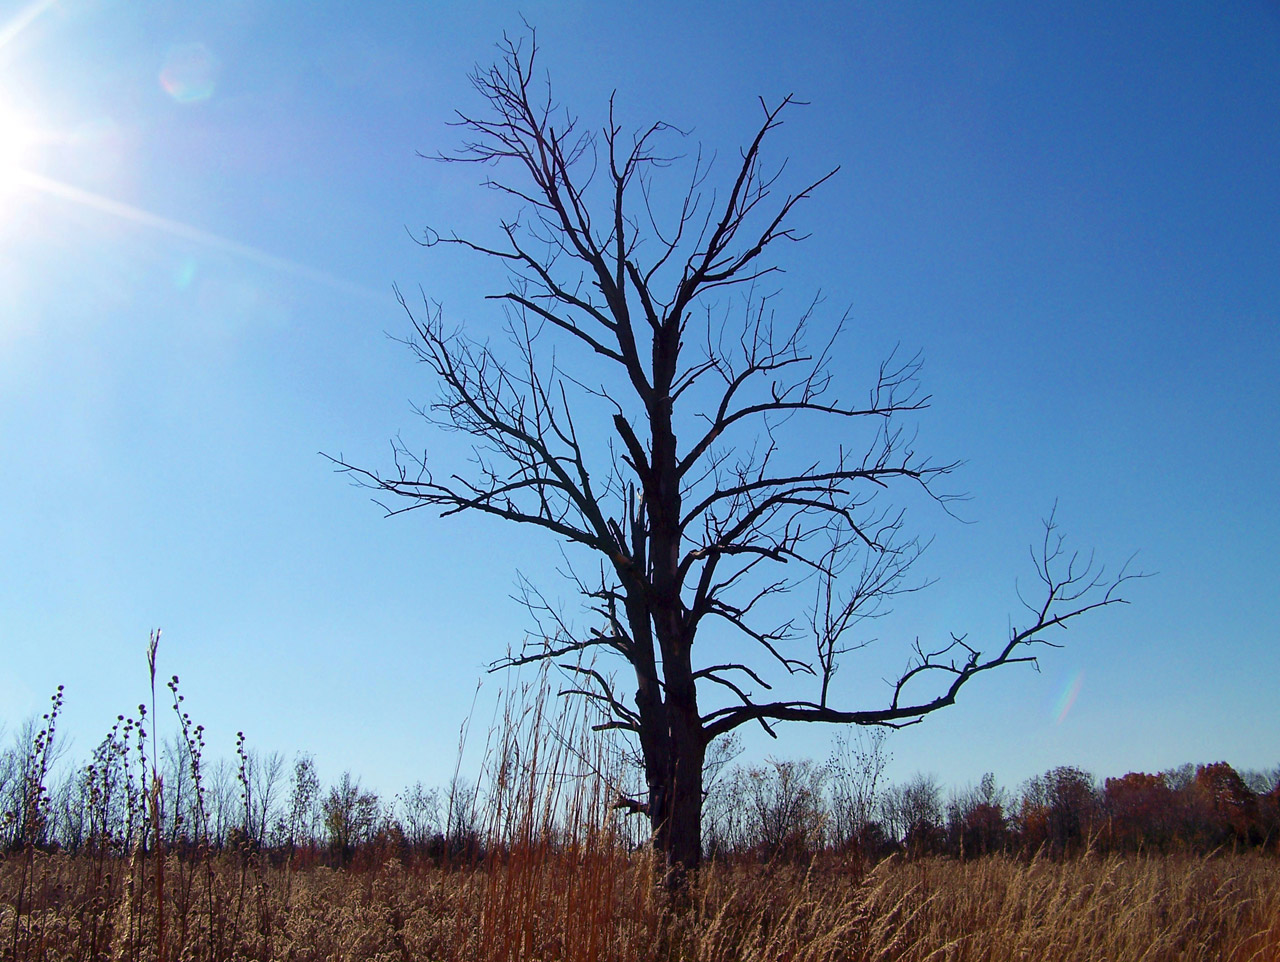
<box><xmin>6</xmin><ymin>671</ymin><xmax>1277</xmax><ymax>960</ymax></box>
<box><xmin>2</xmin><ymin>848</ymin><xmax>1278</xmax><ymax>961</ymax></box>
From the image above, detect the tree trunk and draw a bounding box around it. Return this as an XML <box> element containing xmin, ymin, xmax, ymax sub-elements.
<box><xmin>668</xmin><ymin>735</ymin><xmax>706</xmax><ymax>878</ymax></box>
<box><xmin>645</xmin><ymin>321</ymin><xmax>708</xmax><ymax>883</ymax></box>
<box><xmin>645</xmin><ymin>723</ymin><xmax>705</xmax><ymax>886</ymax></box>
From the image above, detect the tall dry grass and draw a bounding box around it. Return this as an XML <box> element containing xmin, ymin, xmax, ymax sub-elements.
<box><xmin>2</xmin><ymin>848</ymin><xmax>1278</xmax><ymax>961</ymax></box>
<box><xmin>3</xmin><ymin>664</ymin><xmax>1278</xmax><ymax>960</ymax></box>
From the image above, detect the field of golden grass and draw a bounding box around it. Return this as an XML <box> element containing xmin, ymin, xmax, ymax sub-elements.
<box><xmin>4</xmin><ymin>672</ymin><xmax>1277</xmax><ymax>960</ymax></box>
<box><xmin>3</xmin><ymin>848</ymin><xmax>1278</xmax><ymax>961</ymax></box>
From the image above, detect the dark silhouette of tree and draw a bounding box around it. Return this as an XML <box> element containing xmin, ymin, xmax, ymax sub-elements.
<box><xmin>330</xmin><ymin>31</ymin><xmax>1136</xmax><ymax>882</ymax></box>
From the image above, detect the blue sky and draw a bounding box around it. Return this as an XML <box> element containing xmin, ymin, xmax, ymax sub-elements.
<box><xmin>2</xmin><ymin>0</ymin><xmax>1278</xmax><ymax>800</ymax></box>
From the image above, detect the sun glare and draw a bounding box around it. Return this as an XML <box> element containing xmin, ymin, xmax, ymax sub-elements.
<box><xmin>0</xmin><ymin>102</ymin><xmax>36</xmax><ymax>189</ymax></box>
<box><xmin>0</xmin><ymin>102</ymin><xmax>39</xmax><ymax>227</ymax></box>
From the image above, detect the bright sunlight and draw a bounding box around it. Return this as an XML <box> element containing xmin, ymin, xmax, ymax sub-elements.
<box><xmin>0</xmin><ymin>101</ymin><xmax>36</xmax><ymax>208</ymax></box>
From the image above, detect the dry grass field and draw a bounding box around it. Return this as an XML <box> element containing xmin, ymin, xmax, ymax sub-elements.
<box><xmin>3</xmin><ymin>846</ymin><xmax>1278</xmax><ymax>961</ymax></box>
<box><xmin>4</xmin><ymin>677</ymin><xmax>1278</xmax><ymax>960</ymax></box>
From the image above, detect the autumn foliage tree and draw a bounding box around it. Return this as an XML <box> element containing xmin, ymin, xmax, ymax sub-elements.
<box><xmin>1020</xmin><ymin>766</ymin><xmax>1099</xmax><ymax>855</ymax></box>
<box><xmin>331</xmin><ymin>31</ymin><xmax>1135</xmax><ymax>881</ymax></box>
<box><xmin>1103</xmin><ymin>772</ymin><xmax>1176</xmax><ymax>851</ymax></box>
<box><xmin>1193</xmin><ymin>762</ymin><xmax>1259</xmax><ymax>847</ymax></box>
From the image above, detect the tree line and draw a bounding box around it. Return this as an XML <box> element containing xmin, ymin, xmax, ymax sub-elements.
<box><xmin>4</xmin><ymin>690</ymin><xmax>1276</xmax><ymax>866</ymax></box>
<box><xmin>703</xmin><ymin>731</ymin><xmax>1280</xmax><ymax>861</ymax></box>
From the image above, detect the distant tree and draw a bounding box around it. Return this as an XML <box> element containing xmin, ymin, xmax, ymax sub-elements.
<box><xmin>1192</xmin><ymin>762</ymin><xmax>1257</xmax><ymax>846</ymax></box>
<box><xmin>696</xmin><ymin>734</ymin><xmax>746</xmax><ymax>859</ymax></box>
<box><xmin>947</xmin><ymin>772</ymin><xmax>1008</xmax><ymax>858</ymax></box>
<box><xmin>1102</xmin><ymin>771</ymin><xmax>1175</xmax><ymax>852</ymax></box>
<box><xmin>744</xmin><ymin>757</ymin><xmax>826</xmax><ymax>860</ymax></box>
<box><xmin>442</xmin><ymin>775</ymin><xmax>481</xmax><ymax>860</ymax></box>
<box><xmin>4</xmin><ymin>692</ymin><xmax>66</xmax><ymax>851</ymax></box>
<box><xmin>0</xmin><ymin>731</ymin><xmax>18</xmax><ymax>847</ymax></box>
<box><xmin>1239</xmin><ymin>766</ymin><xmax>1280</xmax><ymax>796</ymax></box>
<box><xmin>233</xmin><ymin>735</ymin><xmax>283</xmax><ymax>849</ymax></box>
<box><xmin>332</xmin><ymin>30</ymin><xmax>1136</xmax><ymax>881</ymax></box>
<box><xmin>959</xmin><ymin>801</ymin><xmax>1007</xmax><ymax>858</ymax></box>
<box><xmin>826</xmin><ymin>728</ymin><xmax>891</xmax><ymax>853</ymax></box>
<box><xmin>397</xmin><ymin>780</ymin><xmax>441</xmax><ymax>855</ymax></box>
<box><xmin>1020</xmin><ymin>766</ymin><xmax>1097</xmax><ymax>855</ymax></box>
<box><xmin>1162</xmin><ymin>763</ymin><xmax>1197</xmax><ymax>792</ymax></box>
<box><xmin>279</xmin><ymin>754</ymin><xmax>320</xmax><ymax>855</ymax></box>
<box><xmin>206</xmin><ymin>758</ymin><xmax>237</xmax><ymax>847</ymax></box>
<box><xmin>160</xmin><ymin>733</ymin><xmax>193</xmax><ymax>847</ymax></box>
<box><xmin>80</xmin><ymin>725</ymin><xmax>129</xmax><ymax>850</ymax></box>
<box><xmin>1262</xmin><ymin>781</ymin><xmax>1280</xmax><ymax>850</ymax></box>
<box><xmin>322</xmin><ymin>771</ymin><xmax>380</xmax><ymax>865</ymax></box>
<box><xmin>881</xmin><ymin>773</ymin><xmax>944</xmax><ymax>856</ymax></box>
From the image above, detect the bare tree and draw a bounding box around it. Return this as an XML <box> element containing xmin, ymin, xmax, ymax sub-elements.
<box><xmin>442</xmin><ymin>774</ymin><xmax>480</xmax><ymax>860</ymax></box>
<box><xmin>330</xmin><ymin>31</ymin><xmax>1136</xmax><ymax>880</ymax></box>
<box><xmin>322</xmin><ymin>772</ymin><xmax>380</xmax><ymax>865</ymax></box>
<box><xmin>881</xmin><ymin>774</ymin><xmax>942</xmax><ymax>844</ymax></box>
<box><xmin>206</xmin><ymin>758</ymin><xmax>237</xmax><ymax>848</ymax></box>
<box><xmin>1240</xmin><ymin>767</ymin><xmax>1280</xmax><ymax>796</ymax></box>
<box><xmin>234</xmin><ymin>736</ymin><xmax>283</xmax><ymax>849</ymax></box>
<box><xmin>826</xmin><ymin>728</ymin><xmax>891</xmax><ymax>850</ymax></box>
<box><xmin>397</xmin><ymin>780</ymin><xmax>441</xmax><ymax>854</ymax></box>
<box><xmin>160</xmin><ymin>733</ymin><xmax>192</xmax><ymax>847</ymax></box>
<box><xmin>280</xmin><ymin>754</ymin><xmax>320</xmax><ymax>853</ymax></box>
<box><xmin>744</xmin><ymin>757</ymin><xmax>827</xmax><ymax>860</ymax></box>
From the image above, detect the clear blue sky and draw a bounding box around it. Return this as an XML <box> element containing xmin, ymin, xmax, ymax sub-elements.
<box><xmin>2</xmin><ymin>0</ymin><xmax>1277</xmax><ymax>800</ymax></box>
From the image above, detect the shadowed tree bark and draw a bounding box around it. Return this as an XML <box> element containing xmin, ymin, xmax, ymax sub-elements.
<box><xmin>329</xmin><ymin>31</ymin><xmax>1137</xmax><ymax>885</ymax></box>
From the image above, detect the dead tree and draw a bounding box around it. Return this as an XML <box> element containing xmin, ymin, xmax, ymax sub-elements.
<box><xmin>329</xmin><ymin>32</ymin><xmax>1136</xmax><ymax>882</ymax></box>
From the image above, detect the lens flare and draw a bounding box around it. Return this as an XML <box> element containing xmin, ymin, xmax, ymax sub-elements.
<box><xmin>0</xmin><ymin>0</ymin><xmax>59</xmax><ymax>51</ymax></box>
<box><xmin>160</xmin><ymin>43</ymin><xmax>220</xmax><ymax>103</ymax></box>
<box><xmin>18</xmin><ymin>170</ymin><xmax>384</xmax><ymax>301</ymax></box>
<box><xmin>174</xmin><ymin>257</ymin><xmax>198</xmax><ymax>290</ymax></box>
<box><xmin>1053</xmin><ymin>671</ymin><xmax>1084</xmax><ymax>725</ymax></box>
